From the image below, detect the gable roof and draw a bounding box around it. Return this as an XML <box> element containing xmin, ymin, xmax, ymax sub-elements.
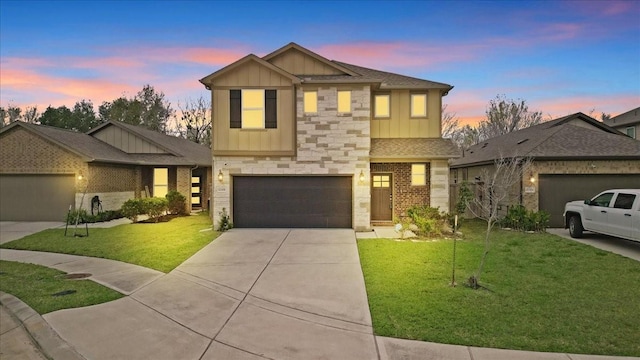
<box><xmin>371</xmin><ymin>138</ymin><xmax>460</xmax><ymax>160</ymax></box>
<box><xmin>451</xmin><ymin>112</ymin><xmax>640</xmax><ymax>167</ymax></box>
<box><xmin>200</xmin><ymin>42</ymin><xmax>453</xmax><ymax>93</ymax></box>
<box><xmin>1</xmin><ymin>121</ymin><xmax>211</xmax><ymax>166</ymax></box>
<box><xmin>262</xmin><ymin>42</ymin><xmax>359</xmax><ymax>76</ymax></box>
<box><xmin>604</xmin><ymin>107</ymin><xmax>640</xmax><ymax>127</ymax></box>
<box><xmin>87</xmin><ymin>121</ymin><xmax>211</xmax><ymax>165</ymax></box>
<box><xmin>199</xmin><ymin>53</ymin><xmax>301</xmax><ymax>87</ymax></box>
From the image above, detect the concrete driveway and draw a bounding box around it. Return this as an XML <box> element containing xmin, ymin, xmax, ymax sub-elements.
<box><xmin>0</xmin><ymin>221</ymin><xmax>65</xmax><ymax>244</ymax></box>
<box><xmin>547</xmin><ymin>228</ymin><xmax>640</xmax><ymax>262</ymax></box>
<box><xmin>41</xmin><ymin>228</ymin><xmax>379</xmax><ymax>360</ymax></box>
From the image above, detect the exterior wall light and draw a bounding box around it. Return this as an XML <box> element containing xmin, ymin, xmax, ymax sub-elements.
<box><xmin>530</xmin><ymin>174</ymin><xmax>536</xmax><ymax>183</ymax></box>
<box><xmin>359</xmin><ymin>170</ymin><xmax>365</xmax><ymax>183</ymax></box>
<box><xmin>218</xmin><ymin>170</ymin><xmax>223</xmax><ymax>183</ymax></box>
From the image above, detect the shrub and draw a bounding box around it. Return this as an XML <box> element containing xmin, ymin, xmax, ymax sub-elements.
<box><xmin>166</xmin><ymin>191</ymin><xmax>187</xmax><ymax>215</ymax></box>
<box><xmin>143</xmin><ymin>197</ymin><xmax>168</xmax><ymax>222</ymax></box>
<box><xmin>121</xmin><ymin>199</ymin><xmax>145</xmax><ymax>222</ymax></box>
<box><xmin>406</xmin><ymin>205</ymin><xmax>449</xmax><ymax>237</ymax></box>
<box><xmin>67</xmin><ymin>209</ymin><xmax>124</xmax><ymax>224</ymax></box>
<box><xmin>216</xmin><ymin>207</ymin><xmax>233</xmax><ymax>232</ymax></box>
<box><xmin>501</xmin><ymin>205</ymin><xmax>550</xmax><ymax>232</ymax></box>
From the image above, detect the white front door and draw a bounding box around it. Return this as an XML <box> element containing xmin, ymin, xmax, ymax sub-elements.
<box><xmin>609</xmin><ymin>192</ymin><xmax>637</xmax><ymax>239</ymax></box>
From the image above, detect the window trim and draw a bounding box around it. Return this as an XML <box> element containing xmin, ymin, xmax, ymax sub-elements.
<box><xmin>410</xmin><ymin>93</ymin><xmax>428</xmax><ymax>118</ymax></box>
<box><xmin>337</xmin><ymin>90</ymin><xmax>351</xmax><ymax>113</ymax></box>
<box><xmin>241</xmin><ymin>89</ymin><xmax>265</xmax><ymax>129</ymax></box>
<box><xmin>625</xmin><ymin>126</ymin><xmax>636</xmax><ymax>139</ymax></box>
<box><xmin>304</xmin><ymin>90</ymin><xmax>318</xmax><ymax>114</ymax></box>
<box><xmin>411</xmin><ymin>163</ymin><xmax>427</xmax><ymax>186</ymax></box>
<box><xmin>374</xmin><ymin>94</ymin><xmax>390</xmax><ymax>118</ymax></box>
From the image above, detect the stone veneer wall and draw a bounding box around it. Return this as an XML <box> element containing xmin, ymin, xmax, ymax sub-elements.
<box><xmin>523</xmin><ymin>159</ymin><xmax>640</xmax><ymax>211</ymax></box>
<box><xmin>370</xmin><ymin>163</ymin><xmax>431</xmax><ymax>218</ymax></box>
<box><xmin>213</xmin><ymin>85</ymin><xmax>371</xmax><ymax>230</ymax></box>
<box><xmin>430</xmin><ymin>160</ymin><xmax>450</xmax><ymax>211</ymax></box>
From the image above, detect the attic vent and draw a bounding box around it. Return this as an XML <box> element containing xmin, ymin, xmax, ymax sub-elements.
<box><xmin>517</xmin><ymin>139</ymin><xmax>529</xmax><ymax>145</ymax></box>
<box><xmin>481</xmin><ymin>143</ymin><xmax>488</xmax><ymax>148</ymax></box>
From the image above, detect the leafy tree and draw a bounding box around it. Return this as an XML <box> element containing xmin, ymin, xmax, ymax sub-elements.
<box><xmin>99</xmin><ymin>85</ymin><xmax>173</xmax><ymax>133</ymax></box>
<box><xmin>70</xmin><ymin>99</ymin><xmax>101</xmax><ymax>132</ymax></box>
<box><xmin>0</xmin><ymin>105</ymin><xmax>29</xmax><ymax>128</ymax></box>
<box><xmin>39</xmin><ymin>105</ymin><xmax>73</xmax><ymax>129</ymax></box>
<box><xmin>177</xmin><ymin>96</ymin><xmax>211</xmax><ymax>146</ymax></box>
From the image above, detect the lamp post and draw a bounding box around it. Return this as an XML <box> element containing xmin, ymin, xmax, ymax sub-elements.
<box><xmin>73</xmin><ymin>173</ymin><xmax>89</xmax><ymax>237</ymax></box>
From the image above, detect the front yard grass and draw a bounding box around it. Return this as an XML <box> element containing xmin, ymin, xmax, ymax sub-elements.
<box><xmin>0</xmin><ymin>212</ymin><xmax>217</xmax><ymax>273</ymax></box>
<box><xmin>0</xmin><ymin>261</ymin><xmax>123</xmax><ymax>314</ymax></box>
<box><xmin>358</xmin><ymin>220</ymin><xmax>640</xmax><ymax>357</ymax></box>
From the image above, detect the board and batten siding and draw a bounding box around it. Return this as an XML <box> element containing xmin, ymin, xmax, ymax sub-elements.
<box><xmin>92</xmin><ymin>126</ymin><xmax>167</xmax><ymax>154</ymax></box>
<box><xmin>211</xmin><ymin>60</ymin><xmax>296</xmax><ymax>155</ymax></box>
<box><xmin>268</xmin><ymin>48</ymin><xmax>345</xmax><ymax>76</ymax></box>
<box><xmin>370</xmin><ymin>89</ymin><xmax>443</xmax><ymax>138</ymax></box>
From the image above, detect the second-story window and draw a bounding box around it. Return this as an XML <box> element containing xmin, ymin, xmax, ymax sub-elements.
<box><xmin>374</xmin><ymin>94</ymin><xmax>390</xmax><ymax>118</ymax></box>
<box><xmin>230</xmin><ymin>89</ymin><xmax>277</xmax><ymax>129</ymax></box>
<box><xmin>626</xmin><ymin>127</ymin><xmax>636</xmax><ymax>139</ymax></box>
<box><xmin>338</xmin><ymin>90</ymin><xmax>351</xmax><ymax>113</ymax></box>
<box><xmin>411</xmin><ymin>94</ymin><xmax>427</xmax><ymax>117</ymax></box>
<box><xmin>304</xmin><ymin>91</ymin><xmax>318</xmax><ymax>113</ymax></box>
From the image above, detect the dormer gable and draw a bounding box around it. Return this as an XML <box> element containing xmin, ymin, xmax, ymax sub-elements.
<box><xmin>262</xmin><ymin>42</ymin><xmax>359</xmax><ymax>76</ymax></box>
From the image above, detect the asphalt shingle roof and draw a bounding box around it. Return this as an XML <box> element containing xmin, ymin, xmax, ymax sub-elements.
<box><xmin>451</xmin><ymin>113</ymin><xmax>640</xmax><ymax>167</ymax></box>
<box><xmin>371</xmin><ymin>138</ymin><xmax>460</xmax><ymax>159</ymax></box>
<box><xmin>3</xmin><ymin>122</ymin><xmax>211</xmax><ymax>166</ymax></box>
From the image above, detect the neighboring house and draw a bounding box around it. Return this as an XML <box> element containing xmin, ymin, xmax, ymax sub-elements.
<box><xmin>0</xmin><ymin>121</ymin><xmax>211</xmax><ymax>221</ymax></box>
<box><xmin>604</xmin><ymin>106</ymin><xmax>640</xmax><ymax>139</ymax></box>
<box><xmin>200</xmin><ymin>42</ymin><xmax>459</xmax><ymax>230</ymax></box>
<box><xmin>450</xmin><ymin>112</ymin><xmax>640</xmax><ymax>227</ymax></box>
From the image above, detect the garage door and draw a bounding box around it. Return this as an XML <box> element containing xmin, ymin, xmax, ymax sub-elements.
<box><xmin>539</xmin><ymin>174</ymin><xmax>640</xmax><ymax>227</ymax></box>
<box><xmin>233</xmin><ymin>176</ymin><xmax>352</xmax><ymax>228</ymax></box>
<box><xmin>0</xmin><ymin>174</ymin><xmax>75</xmax><ymax>221</ymax></box>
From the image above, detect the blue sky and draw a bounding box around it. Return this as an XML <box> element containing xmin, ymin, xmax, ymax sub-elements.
<box><xmin>1</xmin><ymin>0</ymin><xmax>638</xmax><ymax>125</ymax></box>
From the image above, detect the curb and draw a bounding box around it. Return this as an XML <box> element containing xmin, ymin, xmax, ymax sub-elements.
<box><xmin>0</xmin><ymin>291</ymin><xmax>86</xmax><ymax>360</ymax></box>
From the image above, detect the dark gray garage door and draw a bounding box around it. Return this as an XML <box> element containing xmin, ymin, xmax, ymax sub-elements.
<box><xmin>539</xmin><ymin>174</ymin><xmax>640</xmax><ymax>227</ymax></box>
<box><xmin>0</xmin><ymin>174</ymin><xmax>75</xmax><ymax>221</ymax></box>
<box><xmin>233</xmin><ymin>176</ymin><xmax>352</xmax><ymax>228</ymax></box>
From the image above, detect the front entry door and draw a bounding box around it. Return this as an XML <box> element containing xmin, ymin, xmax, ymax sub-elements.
<box><xmin>371</xmin><ymin>174</ymin><xmax>392</xmax><ymax>221</ymax></box>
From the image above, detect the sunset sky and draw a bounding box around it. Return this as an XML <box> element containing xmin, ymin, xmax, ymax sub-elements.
<box><xmin>1</xmin><ymin>0</ymin><xmax>638</xmax><ymax>127</ymax></box>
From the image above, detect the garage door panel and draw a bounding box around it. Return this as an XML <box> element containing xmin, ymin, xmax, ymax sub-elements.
<box><xmin>539</xmin><ymin>174</ymin><xmax>640</xmax><ymax>228</ymax></box>
<box><xmin>0</xmin><ymin>174</ymin><xmax>75</xmax><ymax>221</ymax></box>
<box><xmin>233</xmin><ymin>176</ymin><xmax>352</xmax><ymax>228</ymax></box>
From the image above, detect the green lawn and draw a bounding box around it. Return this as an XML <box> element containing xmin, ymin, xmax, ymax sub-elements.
<box><xmin>1</xmin><ymin>213</ymin><xmax>217</xmax><ymax>273</ymax></box>
<box><xmin>358</xmin><ymin>220</ymin><xmax>640</xmax><ymax>357</ymax></box>
<box><xmin>0</xmin><ymin>260</ymin><xmax>123</xmax><ymax>314</ymax></box>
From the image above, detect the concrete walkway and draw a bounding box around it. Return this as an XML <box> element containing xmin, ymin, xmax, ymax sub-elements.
<box><xmin>1</xmin><ymin>229</ymin><xmax>638</xmax><ymax>359</ymax></box>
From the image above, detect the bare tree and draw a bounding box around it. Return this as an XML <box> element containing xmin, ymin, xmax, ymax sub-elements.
<box><xmin>480</xmin><ymin>95</ymin><xmax>543</xmax><ymax>140</ymax></box>
<box><xmin>466</xmin><ymin>155</ymin><xmax>532</xmax><ymax>289</ymax></box>
<box><xmin>0</xmin><ymin>104</ymin><xmax>39</xmax><ymax>128</ymax></box>
<box><xmin>441</xmin><ymin>104</ymin><xmax>459</xmax><ymax>139</ymax></box>
<box><xmin>176</xmin><ymin>96</ymin><xmax>212</xmax><ymax>146</ymax></box>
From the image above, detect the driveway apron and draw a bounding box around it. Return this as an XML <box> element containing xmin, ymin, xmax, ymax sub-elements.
<box><xmin>42</xmin><ymin>229</ymin><xmax>378</xmax><ymax>360</ymax></box>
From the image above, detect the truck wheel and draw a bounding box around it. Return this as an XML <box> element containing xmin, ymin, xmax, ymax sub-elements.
<box><xmin>569</xmin><ymin>215</ymin><xmax>584</xmax><ymax>238</ymax></box>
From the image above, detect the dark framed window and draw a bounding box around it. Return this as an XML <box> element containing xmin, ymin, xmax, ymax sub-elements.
<box><xmin>230</xmin><ymin>89</ymin><xmax>277</xmax><ymax>129</ymax></box>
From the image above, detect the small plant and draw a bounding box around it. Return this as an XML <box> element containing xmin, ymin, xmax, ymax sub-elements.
<box><xmin>406</xmin><ymin>205</ymin><xmax>449</xmax><ymax>237</ymax></box>
<box><xmin>121</xmin><ymin>199</ymin><xmax>145</xmax><ymax>222</ymax></box>
<box><xmin>166</xmin><ymin>190</ymin><xmax>187</xmax><ymax>215</ymax></box>
<box><xmin>216</xmin><ymin>208</ymin><xmax>233</xmax><ymax>232</ymax></box>
<box><xmin>144</xmin><ymin>197</ymin><xmax>168</xmax><ymax>222</ymax></box>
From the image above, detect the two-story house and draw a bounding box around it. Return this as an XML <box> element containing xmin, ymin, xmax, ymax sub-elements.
<box><xmin>200</xmin><ymin>43</ymin><xmax>459</xmax><ymax>230</ymax></box>
<box><xmin>604</xmin><ymin>107</ymin><xmax>639</xmax><ymax>139</ymax></box>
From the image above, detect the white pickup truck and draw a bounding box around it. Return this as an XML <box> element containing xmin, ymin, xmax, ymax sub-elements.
<box><xmin>563</xmin><ymin>189</ymin><xmax>640</xmax><ymax>242</ymax></box>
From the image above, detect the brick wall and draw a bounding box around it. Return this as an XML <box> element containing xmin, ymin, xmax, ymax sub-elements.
<box><xmin>213</xmin><ymin>85</ymin><xmax>371</xmax><ymax>230</ymax></box>
<box><xmin>371</xmin><ymin>163</ymin><xmax>431</xmax><ymax>218</ymax></box>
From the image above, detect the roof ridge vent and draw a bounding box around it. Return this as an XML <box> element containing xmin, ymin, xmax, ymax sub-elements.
<box><xmin>517</xmin><ymin>138</ymin><xmax>529</xmax><ymax>145</ymax></box>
